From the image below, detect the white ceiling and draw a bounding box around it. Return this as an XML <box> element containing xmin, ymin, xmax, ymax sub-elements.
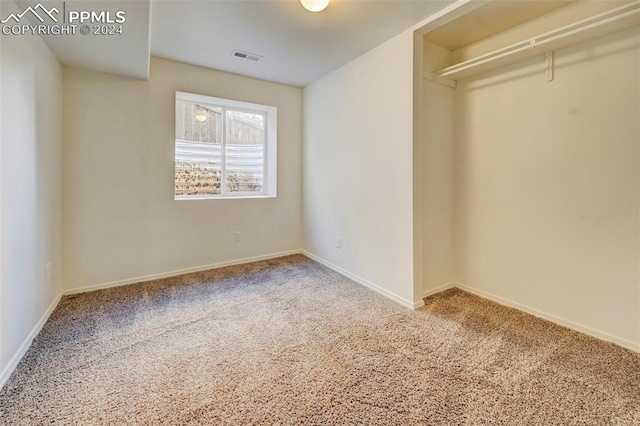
<box><xmin>151</xmin><ymin>0</ymin><xmax>455</xmax><ymax>87</ymax></box>
<box><xmin>14</xmin><ymin>0</ymin><xmax>152</xmax><ymax>79</ymax></box>
<box><xmin>11</xmin><ymin>0</ymin><xmax>458</xmax><ymax>86</ymax></box>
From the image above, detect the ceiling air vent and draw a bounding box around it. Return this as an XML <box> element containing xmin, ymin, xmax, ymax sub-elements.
<box><xmin>232</xmin><ymin>50</ymin><xmax>263</xmax><ymax>62</ymax></box>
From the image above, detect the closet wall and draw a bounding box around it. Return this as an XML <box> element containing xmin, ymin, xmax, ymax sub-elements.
<box><xmin>422</xmin><ymin>41</ymin><xmax>455</xmax><ymax>295</ymax></box>
<box><xmin>422</xmin><ymin>1</ymin><xmax>640</xmax><ymax>349</ymax></box>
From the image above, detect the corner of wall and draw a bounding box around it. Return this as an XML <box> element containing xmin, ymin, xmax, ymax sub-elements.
<box><xmin>0</xmin><ymin>8</ymin><xmax>64</xmax><ymax>387</ymax></box>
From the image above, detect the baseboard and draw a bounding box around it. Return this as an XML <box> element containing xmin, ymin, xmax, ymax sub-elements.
<box><xmin>63</xmin><ymin>249</ymin><xmax>303</xmax><ymax>295</ymax></box>
<box><xmin>453</xmin><ymin>282</ymin><xmax>640</xmax><ymax>353</ymax></box>
<box><xmin>422</xmin><ymin>282</ymin><xmax>456</xmax><ymax>299</ymax></box>
<box><xmin>302</xmin><ymin>250</ymin><xmax>424</xmax><ymax>309</ymax></box>
<box><xmin>0</xmin><ymin>291</ymin><xmax>62</xmax><ymax>389</ymax></box>
<box><xmin>2</xmin><ymin>250</ymin><xmax>303</xmax><ymax>390</ymax></box>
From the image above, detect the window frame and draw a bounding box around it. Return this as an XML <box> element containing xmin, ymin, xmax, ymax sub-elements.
<box><xmin>174</xmin><ymin>91</ymin><xmax>277</xmax><ymax>200</ymax></box>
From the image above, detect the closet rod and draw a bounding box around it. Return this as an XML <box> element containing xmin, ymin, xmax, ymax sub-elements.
<box><xmin>437</xmin><ymin>1</ymin><xmax>640</xmax><ymax>78</ymax></box>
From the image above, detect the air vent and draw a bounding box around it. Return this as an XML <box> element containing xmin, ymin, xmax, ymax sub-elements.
<box><xmin>232</xmin><ymin>50</ymin><xmax>263</xmax><ymax>62</ymax></box>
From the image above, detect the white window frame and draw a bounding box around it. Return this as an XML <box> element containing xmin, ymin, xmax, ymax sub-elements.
<box><xmin>175</xmin><ymin>91</ymin><xmax>277</xmax><ymax>200</ymax></box>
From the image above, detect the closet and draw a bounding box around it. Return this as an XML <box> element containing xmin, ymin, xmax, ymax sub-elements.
<box><xmin>418</xmin><ymin>0</ymin><xmax>640</xmax><ymax>350</ymax></box>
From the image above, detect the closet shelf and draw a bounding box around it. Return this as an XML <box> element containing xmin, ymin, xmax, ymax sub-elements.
<box><xmin>427</xmin><ymin>1</ymin><xmax>640</xmax><ymax>84</ymax></box>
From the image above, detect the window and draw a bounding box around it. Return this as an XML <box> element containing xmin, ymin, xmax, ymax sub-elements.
<box><xmin>175</xmin><ymin>91</ymin><xmax>277</xmax><ymax>199</ymax></box>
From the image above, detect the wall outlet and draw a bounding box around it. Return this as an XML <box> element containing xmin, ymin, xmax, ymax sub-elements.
<box><xmin>336</xmin><ymin>237</ymin><xmax>341</xmax><ymax>249</ymax></box>
<box><xmin>45</xmin><ymin>262</ymin><xmax>52</xmax><ymax>286</ymax></box>
<box><xmin>234</xmin><ymin>231</ymin><xmax>241</xmax><ymax>243</ymax></box>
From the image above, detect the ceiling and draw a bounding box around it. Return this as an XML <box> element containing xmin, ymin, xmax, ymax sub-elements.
<box><xmin>151</xmin><ymin>0</ymin><xmax>455</xmax><ymax>87</ymax></box>
<box><xmin>7</xmin><ymin>0</ymin><xmax>458</xmax><ymax>86</ymax></box>
<box><xmin>14</xmin><ymin>0</ymin><xmax>152</xmax><ymax>79</ymax></box>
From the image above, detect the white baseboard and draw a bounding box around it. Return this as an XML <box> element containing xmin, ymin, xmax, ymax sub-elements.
<box><xmin>422</xmin><ymin>282</ymin><xmax>456</xmax><ymax>299</ymax></box>
<box><xmin>1</xmin><ymin>250</ymin><xmax>305</xmax><ymax>390</ymax></box>
<box><xmin>302</xmin><ymin>250</ymin><xmax>424</xmax><ymax>309</ymax></box>
<box><xmin>453</xmin><ymin>282</ymin><xmax>640</xmax><ymax>353</ymax></box>
<box><xmin>0</xmin><ymin>292</ymin><xmax>62</xmax><ymax>389</ymax></box>
<box><xmin>5</xmin><ymin>253</ymin><xmax>635</xmax><ymax>394</ymax></box>
<box><xmin>63</xmin><ymin>249</ymin><xmax>303</xmax><ymax>295</ymax></box>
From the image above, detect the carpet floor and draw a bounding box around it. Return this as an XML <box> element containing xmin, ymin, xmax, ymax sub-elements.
<box><xmin>1</xmin><ymin>255</ymin><xmax>639</xmax><ymax>424</ymax></box>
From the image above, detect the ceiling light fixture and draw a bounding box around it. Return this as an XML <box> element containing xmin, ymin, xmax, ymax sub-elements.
<box><xmin>300</xmin><ymin>0</ymin><xmax>329</xmax><ymax>12</ymax></box>
<box><xmin>195</xmin><ymin>111</ymin><xmax>208</xmax><ymax>122</ymax></box>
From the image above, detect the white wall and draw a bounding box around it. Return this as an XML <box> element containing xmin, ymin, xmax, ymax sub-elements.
<box><xmin>453</xmin><ymin>27</ymin><xmax>640</xmax><ymax>348</ymax></box>
<box><xmin>0</xmin><ymin>0</ymin><xmax>63</xmax><ymax>382</ymax></box>
<box><xmin>303</xmin><ymin>30</ymin><xmax>418</xmax><ymax>307</ymax></box>
<box><xmin>422</xmin><ymin>41</ymin><xmax>455</xmax><ymax>295</ymax></box>
<box><xmin>63</xmin><ymin>57</ymin><xmax>302</xmax><ymax>291</ymax></box>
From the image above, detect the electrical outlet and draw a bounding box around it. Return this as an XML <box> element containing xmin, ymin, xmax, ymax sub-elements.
<box><xmin>234</xmin><ymin>231</ymin><xmax>241</xmax><ymax>243</ymax></box>
<box><xmin>336</xmin><ymin>237</ymin><xmax>341</xmax><ymax>249</ymax></box>
<box><xmin>45</xmin><ymin>262</ymin><xmax>52</xmax><ymax>286</ymax></box>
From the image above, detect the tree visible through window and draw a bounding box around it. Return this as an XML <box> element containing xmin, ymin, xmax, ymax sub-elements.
<box><xmin>175</xmin><ymin>92</ymin><xmax>277</xmax><ymax>199</ymax></box>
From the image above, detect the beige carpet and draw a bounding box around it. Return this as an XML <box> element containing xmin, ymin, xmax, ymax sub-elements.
<box><xmin>1</xmin><ymin>255</ymin><xmax>639</xmax><ymax>424</ymax></box>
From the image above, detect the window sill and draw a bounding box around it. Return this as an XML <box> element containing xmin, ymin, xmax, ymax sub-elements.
<box><xmin>175</xmin><ymin>195</ymin><xmax>277</xmax><ymax>201</ymax></box>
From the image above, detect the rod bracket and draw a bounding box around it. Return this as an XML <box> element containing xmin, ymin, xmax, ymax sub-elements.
<box><xmin>545</xmin><ymin>51</ymin><xmax>554</xmax><ymax>82</ymax></box>
<box><xmin>423</xmin><ymin>71</ymin><xmax>457</xmax><ymax>89</ymax></box>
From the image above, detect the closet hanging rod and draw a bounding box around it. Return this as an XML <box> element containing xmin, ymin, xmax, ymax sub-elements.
<box><xmin>436</xmin><ymin>1</ymin><xmax>640</xmax><ymax>78</ymax></box>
